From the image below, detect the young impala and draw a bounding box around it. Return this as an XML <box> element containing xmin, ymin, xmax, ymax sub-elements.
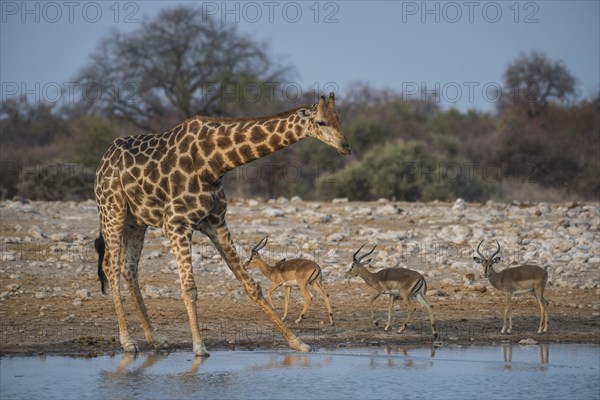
<box><xmin>244</xmin><ymin>236</ymin><xmax>334</xmax><ymax>326</ymax></box>
<box><xmin>345</xmin><ymin>243</ymin><xmax>437</xmax><ymax>337</ymax></box>
<box><xmin>474</xmin><ymin>239</ymin><xmax>549</xmax><ymax>334</ymax></box>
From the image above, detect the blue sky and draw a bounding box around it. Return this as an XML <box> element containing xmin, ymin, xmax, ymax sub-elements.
<box><xmin>1</xmin><ymin>1</ymin><xmax>599</xmax><ymax>113</ymax></box>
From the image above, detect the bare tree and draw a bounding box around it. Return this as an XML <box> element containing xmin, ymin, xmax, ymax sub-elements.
<box><xmin>75</xmin><ymin>6</ymin><xmax>293</xmax><ymax>131</ymax></box>
<box><xmin>501</xmin><ymin>51</ymin><xmax>576</xmax><ymax>117</ymax></box>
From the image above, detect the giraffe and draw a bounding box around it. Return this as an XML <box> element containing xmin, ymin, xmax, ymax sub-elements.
<box><xmin>94</xmin><ymin>93</ymin><xmax>350</xmax><ymax>356</ymax></box>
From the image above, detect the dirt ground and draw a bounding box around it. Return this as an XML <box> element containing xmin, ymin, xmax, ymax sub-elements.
<box><xmin>0</xmin><ymin>199</ymin><xmax>598</xmax><ymax>356</ymax></box>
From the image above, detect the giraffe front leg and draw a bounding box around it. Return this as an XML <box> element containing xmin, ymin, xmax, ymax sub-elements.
<box><xmin>202</xmin><ymin>220</ymin><xmax>310</xmax><ymax>353</ymax></box>
<box><xmin>168</xmin><ymin>229</ymin><xmax>208</xmax><ymax>357</ymax></box>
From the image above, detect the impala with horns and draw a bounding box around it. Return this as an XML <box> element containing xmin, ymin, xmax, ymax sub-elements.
<box><xmin>345</xmin><ymin>243</ymin><xmax>437</xmax><ymax>337</ymax></box>
<box><xmin>244</xmin><ymin>236</ymin><xmax>334</xmax><ymax>326</ymax></box>
<box><xmin>474</xmin><ymin>239</ymin><xmax>549</xmax><ymax>334</ymax></box>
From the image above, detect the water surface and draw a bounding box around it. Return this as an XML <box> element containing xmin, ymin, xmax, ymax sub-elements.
<box><xmin>1</xmin><ymin>344</ymin><xmax>598</xmax><ymax>400</ymax></box>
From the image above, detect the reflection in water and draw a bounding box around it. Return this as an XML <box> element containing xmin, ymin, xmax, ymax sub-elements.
<box><xmin>502</xmin><ymin>343</ymin><xmax>549</xmax><ymax>367</ymax></box>
<box><xmin>2</xmin><ymin>345</ymin><xmax>598</xmax><ymax>400</ymax></box>
<box><xmin>100</xmin><ymin>351</ymin><xmax>208</xmax><ymax>395</ymax></box>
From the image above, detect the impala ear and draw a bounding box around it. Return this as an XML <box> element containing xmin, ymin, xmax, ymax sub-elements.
<box><xmin>492</xmin><ymin>257</ymin><xmax>501</xmax><ymax>263</ymax></box>
<box><xmin>473</xmin><ymin>257</ymin><xmax>483</xmax><ymax>264</ymax></box>
<box><xmin>364</xmin><ymin>258</ymin><xmax>372</xmax><ymax>265</ymax></box>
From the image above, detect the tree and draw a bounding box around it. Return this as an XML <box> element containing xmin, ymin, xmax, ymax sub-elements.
<box><xmin>501</xmin><ymin>51</ymin><xmax>577</xmax><ymax>117</ymax></box>
<box><xmin>75</xmin><ymin>5</ymin><xmax>293</xmax><ymax>132</ymax></box>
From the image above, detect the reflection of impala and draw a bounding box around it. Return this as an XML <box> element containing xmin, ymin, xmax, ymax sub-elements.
<box><xmin>345</xmin><ymin>243</ymin><xmax>437</xmax><ymax>337</ymax></box>
<box><xmin>474</xmin><ymin>240</ymin><xmax>549</xmax><ymax>334</ymax></box>
<box><xmin>244</xmin><ymin>236</ymin><xmax>334</xmax><ymax>325</ymax></box>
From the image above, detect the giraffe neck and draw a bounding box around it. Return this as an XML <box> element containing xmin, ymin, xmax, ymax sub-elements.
<box><xmin>194</xmin><ymin>106</ymin><xmax>312</xmax><ymax>178</ymax></box>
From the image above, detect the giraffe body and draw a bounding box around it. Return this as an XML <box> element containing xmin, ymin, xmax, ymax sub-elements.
<box><xmin>94</xmin><ymin>94</ymin><xmax>350</xmax><ymax>356</ymax></box>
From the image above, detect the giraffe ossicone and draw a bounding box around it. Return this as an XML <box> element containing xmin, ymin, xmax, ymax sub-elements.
<box><xmin>94</xmin><ymin>93</ymin><xmax>350</xmax><ymax>356</ymax></box>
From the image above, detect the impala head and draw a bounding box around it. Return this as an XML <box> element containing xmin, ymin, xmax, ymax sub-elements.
<box><xmin>473</xmin><ymin>239</ymin><xmax>501</xmax><ymax>278</ymax></box>
<box><xmin>299</xmin><ymin>92</ymin><xmax>351</xmax><ymax>155</ymax></box>
<box><xmin>345</xmin><ymin>243</ymin><xmax>376</xmax><ymax>278</ymax></box>
<box><xmin>244</xmin><ymin>236</ymin><xmax>269</xmax><ymax>269</ymax></box>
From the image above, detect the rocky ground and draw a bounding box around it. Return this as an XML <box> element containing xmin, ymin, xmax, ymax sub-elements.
<box><xmin>0</xmin><ymin>198</ymin><xmax>598</xmax><ymax>355</ymax></box>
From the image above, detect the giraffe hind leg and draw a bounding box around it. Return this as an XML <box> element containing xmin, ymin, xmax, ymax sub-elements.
<box><xmin>121</xmin><ymin>215</ymin><xmax>168</xmax><ymax>349</ymax></box>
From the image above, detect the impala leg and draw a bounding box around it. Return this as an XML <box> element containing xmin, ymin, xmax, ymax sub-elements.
<box><xmin>502</xmin><ymin>293</ymin><xmax>513</xmax><ymax>334</ymax></box>
<box><xmin>202</xmin><ymin>220</ymin><xmax>310</xmax><ymax>352</ymax></box>
<box><xmin>415</xmin><ymin>292</ymin><xmax>437</xmax><ymax>337</ymax></box>
<box><xmin>295</xmin><ymin>284</ymin><xmax>313</xmax><ymax>324</ymax></box>
<box><xmin>266</xmin><ymin>284</ymin><xmax>279</xmax><ymax>309</ymax></box>
<box><xmin>385</xmin><ymin>295</ymin><xmax>394</xmax><ymax>331</ymax></box>
<box><xmin>122</xmin><ymin>217</ymin><xmax>168</xmax><ymax>349</ymax></box>
<box><xmin>398</xmin><ymin>296</ymin><xmax>416</xmax><ymax>334</ymax></box>
<box><xmin>369</xmin><ymin>292</ymin><xmax>381</xmax><ymax>327</ymax></box>
<box><xmin>282</xmin><ymin>286</ymin><xmax>292</xmax><ymax>321</ymax></box>
<box><xmin>534</xmin><ymin>288</ymin><xmax>548</xmax><ymax>334</ymax></box>
<box><xmin>312</xmin><ymin>280</ymin><xmax>334</xmax><ymax>326</ymax></box>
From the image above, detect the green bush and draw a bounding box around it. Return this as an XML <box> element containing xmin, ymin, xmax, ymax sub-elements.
<box><xmin>319</xmin><ymin>141</ymin><xmax>494</xmax><ymax>201</ymax></box>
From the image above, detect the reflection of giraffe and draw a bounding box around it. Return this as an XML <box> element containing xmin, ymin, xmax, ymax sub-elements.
<box><xmin>94</xmin><ymin>94</ymin><xmax>350</xmax><ymax>356</ymax></box>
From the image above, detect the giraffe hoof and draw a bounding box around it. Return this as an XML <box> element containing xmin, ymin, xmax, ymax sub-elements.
<box><xmin>193</xmin><ymin>342</ymin><xmax>209</xmax><ymax>357</ymax></box>
<box><xmin>292</xmin><ymin>341</ymin><xmax>311</xmax><ymax>353</ymax></box>
<box><xmin>122</xmin><ymin>339</ymin><xmax>139</xmax><ymax>353</ymax></box>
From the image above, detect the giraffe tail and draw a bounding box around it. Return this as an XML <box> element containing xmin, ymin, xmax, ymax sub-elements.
<box><xmin>94</xmin><ymin>233</ymin><xmax>107</xmax><ymax>295</ymax></box>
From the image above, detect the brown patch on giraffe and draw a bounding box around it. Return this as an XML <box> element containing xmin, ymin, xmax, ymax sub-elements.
<box><xmin>178</xmin><ymin>134</ymin><xmax>194</xmax><ymax>154</ymax></box>
<box><xmin>199</xmin><ymin>168</ymin><xmax>217</xmax><ymax>183</ymax></box>
<box><xmin>216</xmin><ymin>135</ymin><xmax>233</xmax><ymax>149</ymax></box>
<box><xmin>182</xmin><ymin>195</ymin><xmax>198</xmax><ymax>209</ymax></box>
<box><xmin>169</xmin><ymin>170</ymin><xmax>186</xmax><ymax>197</ymax></box>
<box><xmin>233</xmin><ymin>130</ymin><xmax>246</xmax><ymax>144</ymax></box>
<box><xmin>255</xmin><ymin>144</ymin><xmax>272</xmax><ymax>158</ymax></box>
<box><xmin>155</xmin><ymin>187</ymin><xmax>167</xmax><ymax>202</ymax></box>
<box><xmin>142</xmin><ymin>181</ymin><xmax>155</xmax><ymax>196</ymax></box>
<box><xmin>188</xmin><ymin>120</ymin><xmax>200</xmax><ymax>133</ymax></box>
<box><xmin>264</xmin><ymin>120</ymin><xmax>278</xmax><ymax>132</ymax></box>
<box><xmin>201</xmin><ymin>138</ymin><xmax>216</xmax><ymax>157</ymax></box>
<box><xmin>268</xmin><ymin>134</ymin><xmax>282</xmax><ymax>148</ymax></box>
<box><xmin>188</xmin><ymin>176</ymin><xmax>200</xmax><ymax>193</ymax></box>
<box><xmin>226</xmin><ymin>149</ymin><xmax>242</xmax><ymax>167</ymax></box>
<box><xmin>160</xmin><ymin>152</ymin><xmax>178</xmax><ymax>175</ymax></box>
<box><xmin>179</xmin><ymin>155</ymin><xmax>195</xmax><ymax>174</ymax></box>
<box><xmin>250</xmin><ymin>126</ymin><xmax>267</xmax><ymax>143</ymax></box>
<box><xmin>144</xmin><ymin>162</ymin><xmax>160</xmax><ymax>183</ymax></box>
<box><xmin>276</xmin><ymin>121</ymin><xmax>287</xmax><ymax>134</ymax></box>
<box><xmin>198</xmin><ymin>194</ymin><xmax>214</xmax><ymax>210</ymax></box>
<box><xmin>134</xmin><ymin>153</ymin><xmax>149</xmax><ymax>165</ymax></box>
<box><xmin>239</xmin><ymin>144</ymin><xmax>253</xmax><ymax>161</ymax></box>
<box><xmin>121</xmin><ymin>171</ymin><xmax>136</xmax><ymax>186</ymax></box>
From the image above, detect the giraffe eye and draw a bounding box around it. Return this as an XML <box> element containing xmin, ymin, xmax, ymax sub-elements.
<box><xmin>316</xmin><ymin>121</ymin><xmax>326</xmax><ymax>126</ymax></box>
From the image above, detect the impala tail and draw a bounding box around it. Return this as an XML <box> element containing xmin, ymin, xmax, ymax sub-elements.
<box><xmin>94</xmin><ymin>233</ymin><xmax>107</xmax><ymax>295</ymax></box>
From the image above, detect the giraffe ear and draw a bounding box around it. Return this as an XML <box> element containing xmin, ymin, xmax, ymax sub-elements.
<box><xmin>297</xmin><ymin>108</ymin><xmax>312</xmax><ymax>120</ymax></box>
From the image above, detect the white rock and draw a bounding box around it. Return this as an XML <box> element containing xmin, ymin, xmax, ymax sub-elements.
<box><xmin>452</xmin><ymin>198</ymin><xmax>466</xmax><ymax>211</ymax></box>
<box><xmin>35</xmin><ymin>292</ymin><xmax>46</xmax><ymax>299</ymax></box>
<box><xmin>75</xmin><ymin>289</ymin><xmax>91</xmax><ymax>300</ymax></box>
<box><xmin>519</xmin><ymin>338</ymin><xmax>538</xmax><ymax>345</ymax></box>
<box><xmin>290</xmin><ymin>196</ymin><xmax>302</xmax><ymax>203</ymax></box>
<box><xmin>332</xmin><ymin>198</ymin><xmax>349</xmax><ymax>204</ymax></box>
<box><xmin>263</xmin><ymin>207</ymin><xmax>284</xmax><ymax>217</ymax></box>
<box><xmin>247</xmin><ymin>199</ymin><xmax>259</xmax><ymax>207</ymax></box>
<box><xmin>28</xmin><ymin>225</ymin><xmax>45</xmax><ymax>239</ymax></box>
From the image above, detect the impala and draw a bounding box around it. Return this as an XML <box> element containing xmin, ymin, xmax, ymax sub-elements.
<box><xmin>345</xmin><ymin>243</ymin><xmax>437</xmax><ymax>337</ymax></box>
<box><xmin>474</xmin><ymin>239</ymin><xmax>549</xmax><ymax>334</ymax></box>
<box><xmin>244</xmin><ymin>236</ymin><xmax>334</xmax><ymax>325</ymax></box>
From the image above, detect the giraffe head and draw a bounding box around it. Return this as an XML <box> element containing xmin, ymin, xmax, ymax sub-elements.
<box><xmin>299</xmin><ymin>93</ymin><xmax>351</xmax><ymax>155</ymax></box>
